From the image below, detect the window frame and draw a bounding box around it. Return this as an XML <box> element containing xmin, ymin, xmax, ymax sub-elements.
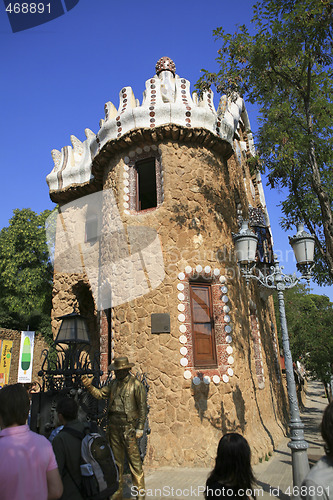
<box><xmin>135</xmin><ymin>157</ymin><xmax>158</xmax><ymax>211</ymax></box>
<box><xmin>189</xmin><ymin>281</ymin><xmax>218</xmax><ymax>368</ymax></box>
<box><xmin>127</xmin><ymin>152</ymin><xmax>163</xmax><ymax>213</ymax></box>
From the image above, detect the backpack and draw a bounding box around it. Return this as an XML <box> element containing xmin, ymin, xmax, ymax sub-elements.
<box><xmin>62</xmin><ymin>425</ymin><xmax>119</xmax><ymax>500</ymax></box>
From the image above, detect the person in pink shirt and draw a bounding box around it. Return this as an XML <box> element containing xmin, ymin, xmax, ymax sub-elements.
<box><xmin>0</xmin><ymin>383</ymin><xmax>63</xmax><ymax>500</ymax></box>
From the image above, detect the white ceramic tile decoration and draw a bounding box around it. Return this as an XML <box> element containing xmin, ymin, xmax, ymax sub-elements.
<box><xmin>47</xmin><ymin>57</ymin><xmax>251</xmax><ymax>193</ymax></box>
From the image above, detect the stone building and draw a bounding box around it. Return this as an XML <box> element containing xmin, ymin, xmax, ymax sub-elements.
<box><xmin>46</xmin><ymin>57</ymin><xmax>287</xmax><ymax>466</ymax></box>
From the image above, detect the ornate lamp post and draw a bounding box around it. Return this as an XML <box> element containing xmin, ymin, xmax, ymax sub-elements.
<box><xmin>31</xmin><ymin>312</ymin><xmax>106</xmax><ymax>438</ymax></box>
<box><xmin>233</xmin><ymin>222</ymin><xmax>315</xmax><ymax>494</ymax></box>
<box><xmin>39</xmin><ymin>311</ymin><xmax>101</xmax><ymax>392</ymax></box>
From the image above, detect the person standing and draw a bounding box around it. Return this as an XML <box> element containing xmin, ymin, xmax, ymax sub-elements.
<box><xmin>301</xmin><ymin>401</ymin><xmax>333</xmax><ymax>500</ymax></box>
<box><xmin>52</xmin><ymin>397</ymin><xmax>89</xmax><ymax>500</ymax></box>
<box><xmin>0</xmin><ymin>383</ymin><xmax>63</xmax><ymax>500</ymax></box>
<box><xmin>82</xmin><ymin>356</ymin><xmax>147</xmax><ymax>500</ymax></box>
<box><xmin>205</xmin><ymin>433</ymin><xmax>257</xmax><ymax>499</ymax></box>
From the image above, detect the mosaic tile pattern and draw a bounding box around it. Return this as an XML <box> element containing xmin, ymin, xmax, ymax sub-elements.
<box><xmin>122</xmin><ymin>146</ymin><xmax>163</xmax><ymax>215</ymax></box>
<box><xmin>250</xmin><ymin>312</ymin><xmax>265</xmax><ymax>389</ymax></box>
<box><xmin>47</xmin><ymin>58</ymin><xmax>254</xmax><ymax>193</ymax></box>
<box><xmin>177</xmin><ymin>267</ymin><xmax>235</xmax><ymax>385</ymax></box>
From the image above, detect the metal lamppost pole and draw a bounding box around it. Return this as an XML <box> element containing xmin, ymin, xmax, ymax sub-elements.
<box><xmin>233</xmin><ymin>222</ymin><xmax>315</xmax><ymax>495</ymax></box>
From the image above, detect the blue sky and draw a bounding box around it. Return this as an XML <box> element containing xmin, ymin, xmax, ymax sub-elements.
<box><xmin>0</xmin><ymin>0</ymin><xmax>331</xmax><ymax>300</ymax></box>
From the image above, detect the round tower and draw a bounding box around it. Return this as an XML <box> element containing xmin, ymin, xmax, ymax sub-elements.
<box><xmin>47</xmin><ymin>58</ymin><xmax>286</xmax><ymax>466</ymax></box>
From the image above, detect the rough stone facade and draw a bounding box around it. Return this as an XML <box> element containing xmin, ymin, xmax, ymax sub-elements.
<box><xmin>47</xmin><ymin>58</ymin><xmax>288</xmax><ymax>467</ymax></box>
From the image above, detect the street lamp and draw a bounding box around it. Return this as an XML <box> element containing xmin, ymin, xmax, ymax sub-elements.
<box><xmin>233</xmin><ymin>221</ymin><xmax>315</xmax><ymax>493</ymax></box>
<box><xmin>38</xmin><ymin>311</ymin><xmax>101</xmax><ymax>391</ymax></box>
<box><xmin>55</xmin><ymin>311</ymin><xmax>91</xmax><ymax>345</ymax></box>
<box><xmin>33</xmin><ymin>312</ymin><xmax>104</xmax><ymax>439</ymax></box>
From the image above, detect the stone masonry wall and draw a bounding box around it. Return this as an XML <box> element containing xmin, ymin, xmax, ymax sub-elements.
<box><xmin>98</xmin><ymin>137</ymin><xmax>288</xmax><ymax>467</ymax></box>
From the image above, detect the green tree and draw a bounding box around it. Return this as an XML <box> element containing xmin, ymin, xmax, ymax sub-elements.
<box><xmin>274</xmin><ymin>283</ymin><xmax>333</xmax><ymax>397</ymax></box>
<box><xmin>0</xmin><ymin>208</ymin><xmax>53</xmax><ymax>341</ymax></box>
<box><xmin>196</xmin><ymin>0</ymin><xmax>333</xmax><ymax>285</ymax></box>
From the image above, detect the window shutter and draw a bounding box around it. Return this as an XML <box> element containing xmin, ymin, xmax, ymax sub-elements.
<box><xmin>190</xmin><ymin>283</ymin><xmax>217</xmax><ymax>367</ymax></box>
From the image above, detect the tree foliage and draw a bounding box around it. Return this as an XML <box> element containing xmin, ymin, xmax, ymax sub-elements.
<box><xmin>196</xmin><ymin>0</ymin><xmax>333</xmax><ymax>285</ymax></box>
<box><xmin>0</xmin><ymin>208</ymin><xmax>53</xmax><ymax>341</ymax></box>
<box><xmin>274</xmin><ymin>283</ymin><xmax>333</xmax><ymax>386</ymax></box>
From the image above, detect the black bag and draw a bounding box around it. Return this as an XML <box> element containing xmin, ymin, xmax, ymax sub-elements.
<box><xmin>62</xmin><ymin>425</ymin><xmax>119</xmax><ymax>500</ymax></box>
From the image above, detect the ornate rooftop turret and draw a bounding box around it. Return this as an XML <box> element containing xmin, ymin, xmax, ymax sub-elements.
<box><xmin>47</xmin><ymin>57</ymin><xmax>255</xmax><ymax>199</ymax></box>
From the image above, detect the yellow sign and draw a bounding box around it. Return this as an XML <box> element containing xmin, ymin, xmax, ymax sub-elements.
<box><xmin>0</xmin><ymin>340</ymin><xmax>13</xmax><ymax>386</ymax></box>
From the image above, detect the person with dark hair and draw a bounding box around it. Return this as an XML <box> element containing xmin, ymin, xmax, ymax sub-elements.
<box><xmin>52</xmin><ymin>397</ymin><xmax>91</xmax><ymax>500</ymax></box>
<box><xmin>301</xmin><ymin>401</ymin><xmax>333</xmax><ymax>500</ymax></box>
<box><xmin>0</xmin><ymin>383</ymin><xmax>63</xmax><ymax>500</ymax></box>
<box><xmin>205</xmin><ymin>433</ymin><xmax>256</xmax><ymax>499</ymax></box>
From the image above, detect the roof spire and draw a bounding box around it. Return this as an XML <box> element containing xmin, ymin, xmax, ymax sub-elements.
<box><xmin>155</xmin><ymin>56</ymin><xmax>176</xmax><ymax>76</ymax></box>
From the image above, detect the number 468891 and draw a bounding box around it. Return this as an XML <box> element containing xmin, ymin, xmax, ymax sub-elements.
<box><xmin>6</xmin><ymin>3</ymin><xmax>51</xmax><ymax>14</ymax></box>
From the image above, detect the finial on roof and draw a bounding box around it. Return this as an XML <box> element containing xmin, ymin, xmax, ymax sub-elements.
<box><xmin>155</xmin><ymin>56</ymin><xmax>176</xmax><ymax>76</ymax></box>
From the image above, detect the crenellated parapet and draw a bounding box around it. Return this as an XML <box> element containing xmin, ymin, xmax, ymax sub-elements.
<box><xmin>46</xmin><ymin>57</ymin><xmax>254</xmax><ymax>197</ymax></box>
<box><xmin>47</xmin><ymin>129</ymin><xmax>96</xmax><ymax>192</ymax></box>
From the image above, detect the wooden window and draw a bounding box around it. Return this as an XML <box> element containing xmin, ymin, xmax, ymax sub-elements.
<box><xmin>136</xmin><ymin>158</ymin><xmax>157</xmax><ymax>211</ymax></box>
<box><xmin>190</xmin><ymin>282</ymin><xmax>217</xmax><ymax>367</ymax></box>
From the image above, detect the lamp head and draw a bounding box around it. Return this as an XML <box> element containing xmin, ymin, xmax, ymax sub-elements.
<box><xmin>289</xmin><ymin>224</ymin><xmax>315</xmax><ymax>280</ymax></box>
<box><xmin>54</xmin><ymin>312</ymin><xmax>90</xmax><ymax>345</ymax></box>
<box><xmin>232</xmin><ymin>221</ymin><xmax>258</xmax><ymax>265</ymax></box>
<box><xmin>289</xmin><ymin>224</ymin><xmax>315</xmax><ymax>265</ymax></box>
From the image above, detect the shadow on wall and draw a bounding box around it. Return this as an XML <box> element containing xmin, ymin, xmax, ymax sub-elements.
<box><xmin>232</xmin><ymin>385</ymin><xmax>246</xmax><ymax>432</ymax></box>
<box><xmin>206</xmin><ymin>386</ymin><xmax>247</xmax><ymax>434</ymax></box>
<box><xmin>191</xmin><ymin>373</ymin><xmax>210</xmax><ymax>422</ymax></box>
<box><xmin>72</xmin><ymin>281</ymin><xmax>98</xmax><ymax>350</ymax></box>
<box><xmin>191</xmin><ymin>378</ymin><xmax>247</xmax><ymax>434</ymax></box>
